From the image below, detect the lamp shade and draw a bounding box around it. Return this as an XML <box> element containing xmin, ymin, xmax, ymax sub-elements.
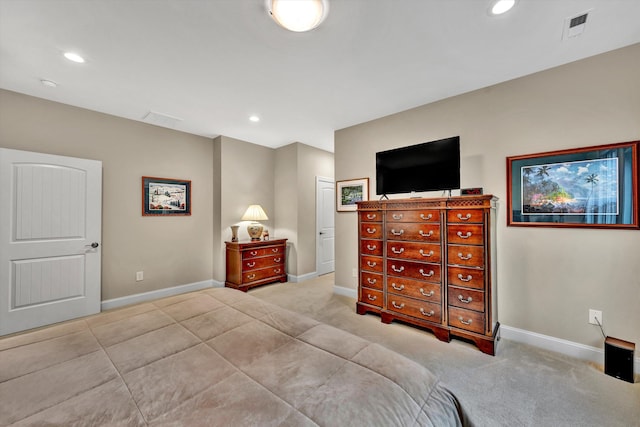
<box><xmin>269</xmin><ymin>0</ymin><xmax>328</xmax><ymax>32</ymax></box>
<box><xmin>241</xmin><ymin>205</ymin><xmax>269</xmax><ymax>221</ymax></box>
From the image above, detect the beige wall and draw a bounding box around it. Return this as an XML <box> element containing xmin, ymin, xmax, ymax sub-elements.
<box><xmin>0</xmin><ymin>90</ymin><xmax>214</xmax><ymax>300</ymax></box>
<box><xmin>274</xmin><ymin>144</ymin><xmax>299</xmax><ymax>275</ymax></box>
<box><xmin>335</xmin><ymin>43</ymin><xmax>640</xmax><ymax>349</ymax></box>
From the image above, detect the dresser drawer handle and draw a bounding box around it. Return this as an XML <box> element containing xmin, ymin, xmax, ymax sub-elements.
<box><xmin>392</xmin><ymin>213</ymin><xmax>403</xmax><ymax>220</ymax></box>
<box><xmin>420</xmin><ymin>288</ymin><xmax>434</xmax><ymax>297</ymax></box>
<box><xmin>391</xmin><ymin>229</ymin><xmax>404</xmax><ymax>236</ymax></box>
<box><xmin>419</xmin><ymin>269</ymin><xmax>434</xmax><ymax>277</ymax></box>
<box><xmin>246</xmin><ymin>261</ymin><xmax>256</xmax><ymax>268</ymax></box>
<box><xmin>367</xmin><ymin>261</ymin><xmax>377</xmax><ymax>267</ymax></box>
<box><xmin>272</xmin><ymin>248</ymin><xmax>280</xmax><ymax>253</ymax></box>
<box><xmin>458</xmin><ymin>316</ymin><xmax>472</xmax><ymax>325</ymax></box>
<box><xmin>391</xmin><ymin>247</ymin><xmax>404</xmax><ymax>254</ymax></box>
<box><xmin>458</xmin><ymin>274</ymin><xmax>473</xmax><ymax>282</ymax></box>
<box><xmin>274</xmin><ymin>268</ymin><xmax>281</xmax><ymax>274</ymax></box>
<box><xmin>367</xmin><ymin>294</ymin><xmax>377</xmax><ymax>301</ymax></box>
<box><xmin>457</xmin><ymin>252</ymin><xmax>472</xmax><ymax>260</ymax></box>
<box><xmin>391</xmin><ymin>283</ymin><xmax>404</xmax><ymax>291</ymax></box>
<box><xmin>457</xmin><ymin>231</ymin><xmax>472</xmax><ymax>239</ymax></box>
<box><xmin>420</xmin><ymin>213</ymin><xmax>433</xmax><ymax>220</ymax></box>
<box><xmin>247</xmin><ymin>273</ymin><xmax>256</xmax><ymax>280</ymax></box>
<box><xmin>250</xmin><ymin>251</ymin><xmax>258</xmax><ymax>256</ymax></box>
<box><xmin>391</xmin><ymin>301</ymin><xmax>405</xmax><ymax>309</ymax></box>
<box><xmin>367</xmin><ymin>278</ymin><xmax>377</xmax><ymax>285</ymax></box>
<box><xmin>419</xmin><ymin>249</ymin><xmax>434</xmax><ymax>257</ymax></box>
<box><xmin>419</xmin><ymin>230</ymin><xmax>433</xmax><ymax>237</ymax></box>
<box><xmin>274</xmin><ymin>257</ymin><xmax>282</xmax><ymax>262</ymax></box>
<box><xmin>391</xmin><ymin>265</ymin><xmax>405</xmax><ymax>273</ymax></box>
<box><xmin>366</xmin><ymin>213</ymin><xmax>377</xmax><ymax>220</ymax></box>
<box><xmin>366</xmin><ymin>227</ymin><xmax>377</xmax><ymax>234</ymax></box>
<box><xmin>367</xmin><ymin>244</ymin><xmax>377</xmax><ymax>251</ymax></box>
<box><xmin>420</xmin><ymin>308</ymin><xmax>434</xmax><ymax>317</ymax></box>
<box><xmin>457</xmin><ymin>213</ymin><xmax>472</xmax><ymax>221</ymax></box>
<box><xmin>458</xmin><ymin>295</ymin><xmax>473</xmax><ymax>304</ymax></box>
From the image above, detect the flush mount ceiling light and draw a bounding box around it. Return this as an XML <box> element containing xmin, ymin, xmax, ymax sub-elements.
<box><xmin>249</xmin><ymin>115</ymin><xmax>260</xmax><ymax>122</ymax></box>
<box><xmin>490</xmin><ymin>0</ymin><xmax>516</xmax><ymax>15</ymax></box>
<box><xmin>63</xmin><ymin>52</ymin><xmax>85</xmax><ymax>63</ymax></box>
<box><xmin>268</xmin><ymin>0</ymin><xmax>328</xmax><ymax>32</ymax></box>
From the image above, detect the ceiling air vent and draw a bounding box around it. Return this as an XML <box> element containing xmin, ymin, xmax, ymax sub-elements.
<box><xmin>142</xmin><ymin>111</ymin><xmax>183</xmax><ymax>129</ymax></box>
<box><xmin>563</xmin><ymin>10</ymin><xmax>592</xmax><ymax>40</ymax></box>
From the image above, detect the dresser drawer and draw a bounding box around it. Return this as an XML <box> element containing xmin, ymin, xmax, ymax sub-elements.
<box><xmin>387</xmin><ymin>294</ymin><xmax>442</xmax><ymax>323</ymax></box>
<box><xmin>360</xmin><ymin>239</ymin><xmax>383</xmax><ymax>256</ymax></box>
<box><xmin>448</xmin><ymin>286</ymin><xmax>484</xmax><ymax>312</ymax></box>
<box><xmin>387</xmin><ymin>210</ymin><xmax>439</xmax><ymax>223</ymax></box>
<box><xmin>387</xmin><ymin>241</ymin><xmax>441</xmax><ymax>263</ymax></box>
<box><xmin>242</xmin><ymin>255</ymin><xmax>284</xmax><ymax>271</ymax></box>
<box><xmin>360</xmin><ymin>288</ymin><xmax>383</xmax><ymax>308</ymax></box>
<box><xmin>243</xmin><ymin>245</ymin><xmax>285</xmax><ymax>260</ymax></box>
<box><xmin>361</xmin><ymin>255</ymin><xmax>383</xmax><ymax>273</ymax></box>
<box><xmin>449</xmin><ymin>306</ymin><xmax>485</xmax><ymax>334</ymax></box>
<box><xmin>359</xmin><ymin>210</ymin><xmax>382</xmax><ymax>223</ymax></box>
<box><xmin>447</xmin><ymin>266</ymin><xmax>484</xmax><ymax>290</ymax></box>
<box><xmin>242</xmin><ymin>266</ymin><xmax>285</xmax><ymax>284</ymax></box>
<box><xmin>361</xmin><ymin>272</ymin><xmax>383</xmax><ymax>290</ymax></box>
<box><xmin>447</xmin><ymin>224</ymin><xmax>483</xmax><ymax>245</ymax></box>
<box><xmin>360</xmin><ymin>222</ymin><xmax>383</xmax><ymax>239</ymax></box>
<box><xmin>447</xmin><ymin>244</ymin><xmax>484</xmax><ymax>268</ymax></box>
<box><xmin>387</xmin><ymin>276</ymin><xmax>441</xmax><ymax>303</ymax></box>
<box><xmin>386</xmin><ymin>222</ymin><xmax>441</xmax><ymax>243</ymax></box>
<box><xmin>447</xmin><ymin>209</ymin><xmax>484</xmax><ymax>224</ymax></box>
<box><xmin>387</xmin><ymin>259</ymin><xmax>441</xmax><ymax>283</ymax></box>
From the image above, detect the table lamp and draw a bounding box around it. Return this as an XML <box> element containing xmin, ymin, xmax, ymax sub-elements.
<box><xmin>241</xmin><ymin>205</ymin><xmax>268</xmax><ymax>241</ymax></box>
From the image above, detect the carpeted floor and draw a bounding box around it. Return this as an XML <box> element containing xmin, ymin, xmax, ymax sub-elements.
<box><xmin>249</xmin><ymin>273</ymin><xmax>640</xmax><ymax>427</ymax></box>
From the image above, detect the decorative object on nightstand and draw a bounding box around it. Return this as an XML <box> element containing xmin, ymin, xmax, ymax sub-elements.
<box><xmin>230</xmin><ymin>225</ymin><xmax>239</xmax><ymax>242</ymax></box>
<box><xmin>242</xmin><ymin>204</ymin><xmax>268</xmax><ymax>241</ymax></box>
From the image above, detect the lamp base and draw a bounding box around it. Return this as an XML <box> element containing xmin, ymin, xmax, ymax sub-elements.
<box><xmin>247</xmin><ymin>223</ymin><xmax>264</xmax><ymax>241</ymax></box>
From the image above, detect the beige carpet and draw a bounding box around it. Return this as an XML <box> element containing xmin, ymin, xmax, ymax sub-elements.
<box><xmin>1</xmin><ymin>274</ymin><xmax>638</xmax><ymax>426</ymax></box>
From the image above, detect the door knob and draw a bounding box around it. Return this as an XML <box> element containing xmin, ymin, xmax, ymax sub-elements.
<box><xmin>86</xmin><ymin>242</ymin><xmax>99</xmax><ymax>248</ymax></box>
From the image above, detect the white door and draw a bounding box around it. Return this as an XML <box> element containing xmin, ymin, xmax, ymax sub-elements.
<box><xmin>0</xmin><ymin>148</ymin><xmax>102</xmax><ymax>336</ymax></box>
<box><xmin>316</xmin><ymin>177</ymin><xmax>335</xmax><ymax>275</ymax></box>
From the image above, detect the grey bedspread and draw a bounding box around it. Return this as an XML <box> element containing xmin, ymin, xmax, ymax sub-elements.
<box><xmin>196</xmin><ymin>287</ymin><xmax>471</xmax><ymax>426</ymax></box>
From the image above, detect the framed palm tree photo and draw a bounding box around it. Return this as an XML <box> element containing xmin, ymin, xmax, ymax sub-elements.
<box><xmin>506</xmin><ymin>140</ymin><xmax>639</xmax><ymax>229</ymax></box>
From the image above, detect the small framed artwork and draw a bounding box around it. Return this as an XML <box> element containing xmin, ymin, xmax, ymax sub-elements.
<box><xmin>336</xmin><ymin>178</ymin><xmax>369</xmax><ymax>212</ymax></box>
<box><xmin>507</xmin><ymin>140</ymin><xmax>639</xmax><ymax>229</ymax></box>
<box><xmin>142</xmin><ymin>176</ymin><xmax>191</xmax><ymax>216</ymax></box>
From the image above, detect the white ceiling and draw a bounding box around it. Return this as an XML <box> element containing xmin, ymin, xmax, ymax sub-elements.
<box><xmin>1</xmin><ymin>0</ymin><xmax>639</xmax><ymax>153</ymax></box>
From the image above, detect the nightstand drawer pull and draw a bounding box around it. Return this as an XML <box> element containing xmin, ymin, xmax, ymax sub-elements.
<box><xmin>392</xmin><ymin>213</ymin><xmax>403</xmax><ymax>220</ymax></box>
<box><xmin>367</xmin><ymin>244</ymin><xmax>377</xmax><ymax>251</ymax></box>
<box><xmin>367</xmin><ymin>261</ymin><xmax>377</xmax><ymax>267</ymax></box>
<box><xmin>420</xmin><ymin>308</ymin><xmax>434</xmax><ymax>317</ymax></box>
<box><xmin>419</xmin><ymin>288</ymin><xmax>434</xmax><ymax>297</ymax></box>
<box><xmin>367</xmin><ymin>294</ymin><xmax>377</xmax><ymax>301</ymax></box>
<box><xmin>366</xmin><ymin>227</ymin><xmax>377</xmax><ymax>234</ymax></box>
<box><xmin>391</xmin><ymin>283</ymin><xmax>404</xmax><ymax>291</ymax></box>
<box><xmin>391</xmin><ymin>247</ymin><xmax>404</xmax><ymax>254</ymax></box>
<box><xmin>366</xmin><ymin>213</ymin><xmax>377</xmax><ymax>220</ymax></box>
<box><xmin>419</xmin><ymin>249</ymin><xmax>434</xmax><ymax>257</ymax></box>
<box><xmin>419</xmin><ymin>230</ymin><xmax>434</xmax><ymax>237</ymax></box>
<box><xmin>367</xmin><ymin>278</ymin><xmax>377</xmax><ymax>285</ymax></box>
<box><xmin>458</xmin><ymin>274</ymin><xmax>473</xmax><ymax>282</ymax></box>
<box><xmin>274</xmin><ymin>257</ymin><xmax>282</xmax><ymax>262</ymax></box>
<box><xmin>273</xmin><ymin>268</ymin><xmax>281</xmax><ymax>274</ymax></box>
<box><xmin>250</xmin><ymin>251</ymin><xmax>258</xmax><ymax>256</ymax></box>
<box><xmin>457</xmin><ymin>231</ymin><xmax>472</xmax><ymax>239</ymax></box>
<box><xmin>247</xmin><ymin>273</ymin><xmax>256</xmax><ymax>280</ymax></box>
<box><xmin>246</xmin><ymin>261</ymin><xmax>256</xmax><ymax>268</ymax></box>
<box><xmin>458</xmin><ymin>316</ymin><xmax>472</xmax><ymax>325</ymax></box>
<box><xmin>391</xmin><ymin>301</ymin><xmax>405</xmax><ymax>309</ymax></box>
<box><xmin>391</xmin><ymin>265</ymin><xmax>405</xmax><ymax>273</ymax></box>
<box><xmin>272</xmin><ymin>248</ymin><xmax>280</xmax><ymax>253</ymax></box>
<box><xmin>458</xmin><ymin>295</ymin><xmax>473</xmax><ymax>304</ymax></box>
<box><xmin>420</xmin><ymin>213</ymin><xmax>433</xmax><ymax>220</ymax></box>
<box><xmin>457</xmin><ymin>253</ymin><xmax>472</xmax><ymax>260</ymax></box>
<box><xmin>391</xmin><ymin>229</ymin><xmax>404</xmax><ymax>236</ymax></box>
<box><xmin>457</xmin><ymin>213</ymin><xmax>472</xmax><ymax>221</ymax></box>
<box><xmin>419</xmin><ymin>269</ymin><xmax>434</xmax><ymax>277</ymax></box>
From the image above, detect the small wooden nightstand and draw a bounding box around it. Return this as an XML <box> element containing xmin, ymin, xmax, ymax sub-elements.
<box><xmin>225</xmin><ymin>239</ymin><xmax>287</xmax><ymax>291</ymax></box>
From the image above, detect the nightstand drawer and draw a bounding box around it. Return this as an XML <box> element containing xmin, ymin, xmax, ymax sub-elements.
<box><xmin>242</xmin><ymin>266</ymin><xmax>285</xmax><ymax>284</ymax></box>
<box><xmin>242</xmin><ymin>255</ymin><xmax>284</xmax><ymax>271</ymax></box>
<box><xmin>243</xmin><ymin>245</ymin><xmax>285</xmax><ymax>260</ymax></box>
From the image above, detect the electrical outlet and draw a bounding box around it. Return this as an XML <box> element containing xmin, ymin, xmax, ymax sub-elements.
<box><xmin>136</xmin><ymin>271</ymin><xmax>144</xmax><ymax>282</ymax></box>
<box><xmin>588</xmin><ymin>309</ymin><xmax>602</xmax><ymax>325</ymax></box>
<box><xmin>352</xmin><ymin>268</ymin><xmax>357</xmax><ymax>278</ymax></box>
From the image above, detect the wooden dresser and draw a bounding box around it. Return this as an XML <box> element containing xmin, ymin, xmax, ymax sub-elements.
<box><xmin>225</xmin><ymin>239</ymin><xmax>287</xmax><ymax>292</ymax></box>
<box><xmin>356</xmin><ymin>195</ymin><xmax>499</xmax><ymax>355</ymax></box>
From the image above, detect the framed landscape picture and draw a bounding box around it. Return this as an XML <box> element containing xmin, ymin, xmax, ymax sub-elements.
<box><xmin>336</xmin><ymin>178</ymin><xmax>369</xmax><ymax>212</ymax></box>
<box><xmin>506</xmin><ymin>141</ymin><xmax>639</xmax><ymax>229</ymax></box>
<box><xmin>142</xmin><ymin>176</ymin><xmax>191</xmax><ymax>216</ymax></box>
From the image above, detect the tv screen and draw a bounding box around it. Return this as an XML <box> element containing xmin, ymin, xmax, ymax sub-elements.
<box><xmin>376</xmin><ymin>136</ymin><xmax>460</xmax><ymax>195</ymax></box>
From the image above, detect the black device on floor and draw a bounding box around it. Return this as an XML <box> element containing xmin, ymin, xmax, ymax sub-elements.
<box><xmin>604</xmin><ymin>336</ymin><xmax>635</xmax><ymax>383</ymax></box>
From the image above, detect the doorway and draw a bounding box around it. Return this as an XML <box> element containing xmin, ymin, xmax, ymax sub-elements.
<box><xmin>316</xmin><ymin>176</ymin><xmax>335</xmax><ymax>275</ymax></box>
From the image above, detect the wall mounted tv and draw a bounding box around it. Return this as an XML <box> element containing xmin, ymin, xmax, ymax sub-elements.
<box><xmin>376</xmin><ymin>136</ymin><xmax>460</xmax><ymax>196</ymax></box>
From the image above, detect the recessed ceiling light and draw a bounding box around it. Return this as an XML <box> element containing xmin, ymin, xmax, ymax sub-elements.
<box><xmin>249</xmin><ymin>115</ymin><xmax>260</xmax><ymax>122</ymax></box>
<box><xmin>40</xmin><ymin>79</ymin><xmax>58</xmax><ymax>88</ymax></box>
<box><xmin>64</xmin><ymin>52</ymin><xmax>85</xmax><ymax>63</ymax></box>
<box><xmin>269</xmin><ymin>0</ymin><xmax>328</xmax><ymax>32</ymax></box>
<box><xmin>490</xmin><ymin>0</ymin><xmax>516</xmax><ymax>15</ymax></box>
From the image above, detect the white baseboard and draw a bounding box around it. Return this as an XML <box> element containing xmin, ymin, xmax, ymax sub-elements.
<box><xmin>500</xmin><ymin>325</ymin><xmax>640</xmax><ymax>375</ymax></box>
<box><xmin>333</xmin><ymin>285</ymin><xmax>357</xmax><ymax>298</ymax></box>
<box><xmin>101</xmin><ymin>279</ymin><xmax>223</xmax><ymax>311</ymax></box>
<box><xmin>287</xmin><ymin>271</ymin><xmax>318</xmax><ymax>283</ymax></box>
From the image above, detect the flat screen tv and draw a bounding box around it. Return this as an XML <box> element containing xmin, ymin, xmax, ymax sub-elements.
<box><xmin>376</xmin><ymin>136</ymin><xmax>460</xmax><ymax>196</ymax></box>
